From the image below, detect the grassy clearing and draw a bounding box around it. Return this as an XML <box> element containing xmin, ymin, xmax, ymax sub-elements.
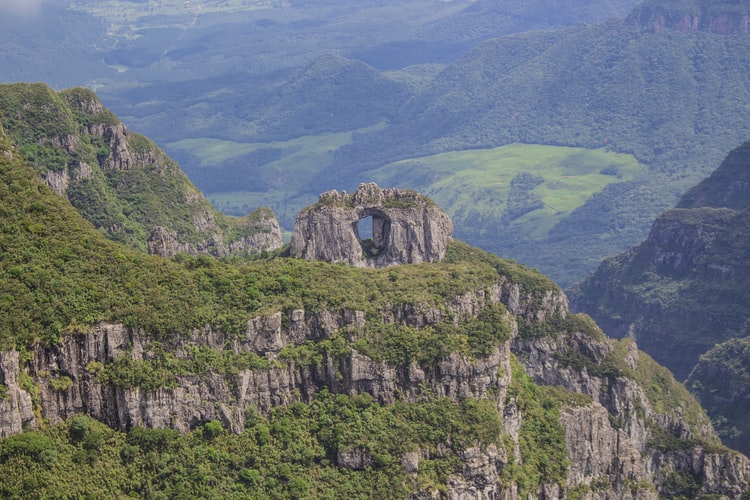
<box><xmin>168</xmin><ymin>124</ymin><xmax>386</xmax><ymax>224</ymax></box>
<box><xmin>366</xmin><ymin>143</ymin><xmax>645</xmax><ymax>239</ymax></box>
<box><xmin>175</xmin><ymin>139</ymin><xmax>644</xmax><ymax>240</ymax></box>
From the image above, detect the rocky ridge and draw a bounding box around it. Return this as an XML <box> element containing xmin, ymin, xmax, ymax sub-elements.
<box><xmin>1</xmin><ymin>266</ymin><xmax>747</xmax><ymax>497</ymax></box>
<box><xmin>1</xmin><ymin>113</ymin><xmax>748</xmax><ymax>496</ymax></box>
<box><xmin>0</xmin><ymin>83</ymin><xmax>282</xmax><ymax>257</ymax></box>
<box><xmin>628</xmin><ymin>0</ymin><xmax>750</xmax><ymax>34</ymax></box>
<box><xmin>570</xmin><ymin>138</ymin><xmax>750</xmax><ymax>457</ymax></box>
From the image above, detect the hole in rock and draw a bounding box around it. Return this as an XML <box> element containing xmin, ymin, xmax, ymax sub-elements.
<box><xmin>357</xmin><ymin>216</ymin><xmax>374</xmax><ymax>240</ymax></box>
<box><xmin>356</xmin><ymin>213</ymin><xmax>390</xmax><ymax>258</ymax></box>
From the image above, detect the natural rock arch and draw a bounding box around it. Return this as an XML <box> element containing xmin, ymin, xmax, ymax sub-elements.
<box><xmin>290</xmin><ymin>183</ymin><xmax>453</xmax><ymax>267</ymax></box>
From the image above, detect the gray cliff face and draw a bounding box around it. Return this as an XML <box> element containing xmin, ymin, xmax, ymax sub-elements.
<box><xmin>8</xmin><ymin>84</ymin><xmax>285</xmax><ymax>258</ymax></box>
<box><xmin>514</xmin><ymin>331</ymin><xmax>750</xmax><ymax>498</ymax></box>
<box><xmin>23</xmin><ymin>285</ymin><xmax>516</xmax><ymax>434</ymax></box>
<box><xmin>290</xmin><ymin>183</ymin><xmax>453</xmax><ymax>267</ymax></box>
<box><xmin>1</xmin><ymin>273</ymin><xmax>747</xmax><ymax>497</ymax></box>
<box><xmin>0</xmin><ymin>352</ymin><xmax>35</xmax><ymax>437</ymax></box>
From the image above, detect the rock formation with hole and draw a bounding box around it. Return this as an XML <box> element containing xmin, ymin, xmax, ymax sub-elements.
<box><xmin>289</xmin><ymin>183</ymin><xmax>453</xmax><ymax>267</ymax></box>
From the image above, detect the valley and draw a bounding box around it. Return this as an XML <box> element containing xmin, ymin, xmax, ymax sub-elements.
<box><xmin>2</xmin><ymin>0</ymin><xmax>750</xmax><ymax>496</ymax></box>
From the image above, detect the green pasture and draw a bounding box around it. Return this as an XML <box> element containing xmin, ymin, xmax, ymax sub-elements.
<box><xmin>170</xmin><ymin>136</ymin><xmax>644</xmax><ymax>247</ymax></box>
<box><xmin>167</xmin><ymin>124</ymin><xmax>387</xmax><ymax>226</ymax></box>
<box><xmin>367</xmin><ymin>144</ymin><xmax>646</xmax><ymax>239</ymax></box>
<box><xmin>168</xmin><ymin>131</ymin><xmax>352</xmax><ymax>169</ymax></box>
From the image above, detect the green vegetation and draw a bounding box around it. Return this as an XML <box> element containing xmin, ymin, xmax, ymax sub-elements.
<box><xmin>503</xmin><ymin>356</ymin><xmax>569</xmax><ymax>494</ymax></box>
<box><xmin>168</xmin><ymin>130</ymin><xmax>355</xmax><ymax>213</ymax></box>
<box><xmin>0</xmin><ymin>394</ymin><xmax>503</xmax><ymax>498</ymax></box>
<box><xmin>0</xmin><ymin>125</ymin><xmax>564</xmax><ymax>353</ymax></box>
<box><xmin>353</xmin><ymin>302</ymin><xmax>512</xmax><ymax>367</ymax></box>
<box><xmin>98</xmin><ymin>344</ymin><xmax>275</xmax><ymax>391</ymax></box>
<box><xmin>686</xmin><ymin>336</ymin><xmax>750</xmax><ymax>456</ymax></box>
<box><xmin>369</xmin><ymin>143</ymin><xmax>645</xmax><ymax>241</ymax></box>
<box><xmin>0</xmin><ymin>82</ymin><xmax>276</xmax><ymax>256</ymax></box>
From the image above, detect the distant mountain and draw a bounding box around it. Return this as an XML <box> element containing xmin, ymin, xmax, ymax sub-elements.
<box><xmin>417</xmin><ymin>0</ymin><xmax>637</xmax><ymax>43</ymax></box>
<box><xmin>0</xmin><ymin>83</ymin><xmax>282</xmax><ymax>257</ymax></box>
<box><xmin>569</xmin><ymin>138</ymin><xmax>750</xmax><ymax>452</ymax></box>
<box><xmin>686</xmin><ymin>337</ymin><xmax>750</xmax><ymax>456</ymax></box>
<box><xmin>629</xmin><ymin>0</ymin><xmax>750</xmax><ymax>34</ymax></box>
<box><xmin>320</xmin><ymin>4</ymin><xmax>750</xmax><ymax>285</ymax></box>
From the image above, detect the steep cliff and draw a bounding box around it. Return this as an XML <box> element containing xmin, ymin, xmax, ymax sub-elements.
<box><xmin>628</xmin><ymin>0</ymin><xmax>750</xmax><ymax>34</ymax></box>
<box><xmin>570</xmin><ymin>138</ymin><xmax>750</xmax><ymax>455</ymax></box>
<box><xmin>1</xmin><ymin>127</ymin><xmax>748</xmax><ymax>497</ymax></box>
<box><xmin>0</xmin><ymin>83</ymin><xmax>282</xmax><ymax>257</ymax></box>
<box><xmin>686</xmin><ymin>336</ymin><xmax>750</xmax><ymax>458</ymax></box>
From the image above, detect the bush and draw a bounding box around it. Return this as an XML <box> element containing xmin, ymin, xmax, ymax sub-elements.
<box><xmin>69</xmin><ymin>415</ymin><xmax>90</xmax><ymax>443</ymax></box>
<box><xmin>0</xmin><ymin>432</ymin><xmax>56</xmax><ymax>462</ymax></box>
<box><xmin>202</xmin><ymin>420</ymin><xmax>224</xmax><ymax>441</ymax></box>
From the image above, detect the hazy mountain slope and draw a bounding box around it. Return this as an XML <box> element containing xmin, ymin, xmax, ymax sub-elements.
<box><xmin>0</xmin><ymin>4</ymin><xmax>111</xmax><ymax>88</ymax></box>
<box><xmin>404</xmin><ymin>0</ymin><xmax>637</xmax><ymax>45</ymax></box>
<box><xmin>687</xmin><ymin>337</ymin><xmax>750</xmax><ymax>456</ymax></box>
<box><xmin>629</xmin><ymin>0</ymin><xmax>750</xmax><ymax>33</ymax></box>
<box><xmin>0</xmin><ymin>83</ymin><xmax>281</xmax><ymax>257</ymax></box>
<box><xmin>322</xmin><ymin>10</ymin><xmax>750</xmax><ymax>285</ymax></box>
<box><xmin>570</xmin><ymin>139</ymin><xmax>750</xmax><ymax>452</ymax></box>
<box><xmin>0</xmin><ymin>116</ymin><xmax>748</xmax><ymax>497</ymax></box>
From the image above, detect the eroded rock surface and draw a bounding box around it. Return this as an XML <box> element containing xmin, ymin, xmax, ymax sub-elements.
<box><xmin>290</xmin><ymin>183</ymin><xmax>453</xmax><ymax>267</ymax></box>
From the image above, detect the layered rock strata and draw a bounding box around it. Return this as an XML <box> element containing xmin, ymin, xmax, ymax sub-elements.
<box><xmin>1</xmin><ymin>275</ymin><xmax>747</xmax><ymax>497</ymax></box>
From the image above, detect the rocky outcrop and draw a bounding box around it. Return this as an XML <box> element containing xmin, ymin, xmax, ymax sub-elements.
<box><xmin>569</xmin><ymin>139</ymin><xmax>750</xmax><ymax>461</ymax></box>
<box><xmin>290</xmin><ymin>183</ymin><xmax>453</xmax><ymax>267</ymax></box>
<box><xmin>0</xmin><ymin>352</ymin><xmax>36</xmax><ymax>437</ymax></box>
<box><xmin>629</xmin><ymin>4</ymin><xmax>750</xmax><ymax>34</ymax></box>
<box><xmin>147</xmin><ymin>208</ymin><xmax>283</xmax><ymax>258</ymax></box>
<box><xmin>512</xmin><ymin>329</ymin><xmax>750</xmax><ymax>498</ymax></box>
<box><xmin>1</xmin><ymin>270</ymin><xmax>747</xmax><ymax>497</ymax></box>
<box><xmin>0</xmin><ymin>83</ymin><xmax>284</xmax><ymax>258</ymax></box>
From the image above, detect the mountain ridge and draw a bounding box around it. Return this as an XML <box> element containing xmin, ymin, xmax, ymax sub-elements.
<box><xmin>0</xmin><ymin>107</ymin><xmax>749</xmax><ymax>496</ymax></box>
<box><xmin>570</xmin><ymin>137</ymin><xmax>750</xmax><ymax>455</ymax></box>
<box><xmin>0</xmin><ymin>82</ymin><xmax>282</xmax><ymax>258</ymax></box>
<box><xmin>628</xmin><ymin>0</ymin><xmax>750</xmax><ymax>34</ymax></box>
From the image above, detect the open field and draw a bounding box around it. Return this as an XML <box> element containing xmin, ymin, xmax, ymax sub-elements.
<box><xmin>172</xmin><ymin>136</ymin><xmax>645</xmax><ymax>254</ymax></box>
<box><xmin>368</xmin><ymin>143</ymin><xmax>646</xmax><ymax>239</ymax></box>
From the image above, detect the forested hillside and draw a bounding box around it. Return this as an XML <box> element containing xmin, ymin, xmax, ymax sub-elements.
<box><xmin>570</xmin><ymin>138</ymin><xmax>750</xmax><ymax>454</ymax></box>
<box><xmin>1</xmin><ymin>107</ymin><xmax>748</xmax><ymax>497</ymax></box>
<box><xmin>0</xmin><ymin>83</ymin><xmax>281</xmax><ymax>257</ymax></box>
